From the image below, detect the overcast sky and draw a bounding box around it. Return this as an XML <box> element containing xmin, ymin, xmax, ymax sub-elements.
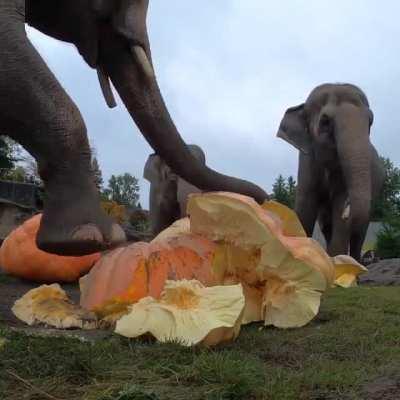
<box><xmin>26</xmin><ymin>1</ymin><xmax>400</xmax><ymax>208</ymax></box>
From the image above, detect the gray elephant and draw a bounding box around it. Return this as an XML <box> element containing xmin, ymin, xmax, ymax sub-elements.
<box><xmin>277</xmin><ymin>83</ymin><xmax>384</xmax><ymax>261</ymax></box>
<box><xmin>144</xmin><ymin>144</ymin><xmax>205</xmax><ymax>236</ymax></box>
<box><xmin>0</xmin><ymin>0</ymin><xmax>267</xmax><ymax>256</ymax></box>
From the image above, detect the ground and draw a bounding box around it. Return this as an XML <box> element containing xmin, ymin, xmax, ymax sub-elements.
<box><xmin>0</xmin><ymin>273</ymin><xmax>400</xmax><ymax>400</ymax></box>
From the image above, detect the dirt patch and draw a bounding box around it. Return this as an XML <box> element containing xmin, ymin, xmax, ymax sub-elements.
<box><xmin>0</xmin><ymin>271</ymin><xmax>111</xmax><ymax>341</ymax></box>
<box><xmin>363</xmin><ymin>376</ymin><xmax>400</xmax><ymax>399</ymax></box>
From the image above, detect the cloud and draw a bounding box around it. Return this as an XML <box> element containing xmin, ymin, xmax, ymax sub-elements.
<box><xmin>25</xmin><ymin>1</ymin><xmax>400</xmax><ymax>208</ymax></box>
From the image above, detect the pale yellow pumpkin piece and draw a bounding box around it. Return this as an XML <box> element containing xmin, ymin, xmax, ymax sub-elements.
<box><xmin>258</xmin><ymin>243</ymin><xmax>332</xmax><ymax>328</ymax></box>
<box><xmin>261</xmin><ymin>200</ymin><xmax>307</xmax><ymax>237</ymax></box>
<box><xmin>151</xmin><ymin>218</ymin><xmax>190</xmax><ymax>243</ymax></box>
<box><xmin>262</xmin><ymin>276</ymin><xmax>322</xmax><ymax>328</ymax></box>
<box><xmin>115</xmin><ymin>280</ymin><xmax>245</xmax><ymax>346</ymax></box>
<box><xmin>332</xmin><ymin>255</ymin><xmax>368</xmax><ymax>288</ymax></box>
<box><xmin>12</xmin><ymin>284</ymin><xmax>99</xmax><ymax>330</ymax></box>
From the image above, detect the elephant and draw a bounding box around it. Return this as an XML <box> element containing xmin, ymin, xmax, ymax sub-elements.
<box><xmin>144</xmin><ymin>144</ymin><xmax>205</xmax><ymax>236</ymax></box>
<box><xmin>0</xmin><ymin>0</ymin><xmax>268</xmax><ymax>256</ymax></box>
<box><xmin>277</xmin><ymin>83</ymin><xmax>385</xmax><ymax>261</ymax></box>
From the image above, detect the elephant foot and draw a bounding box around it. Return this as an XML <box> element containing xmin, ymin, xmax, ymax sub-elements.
<box><xmin>36</xmin><ymin>184</ymin><xmax>126</xmax><ymax>256</ymax></box>
<box><xmin>37</xmin><ymin>218</ymin><xmax>126</xmax><ymax>256</ymax></box>
<box><xmin>37</xmin><ymin>216</ymin><xmax>126</xmax><ymax>256</ymax></box>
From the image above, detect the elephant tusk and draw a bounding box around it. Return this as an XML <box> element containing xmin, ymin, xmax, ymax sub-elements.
<box><xmin>97</xmin><ymin>67</ymin><xmax>117</xmax><ymax>109</ymax></box>
<box><xmin>342</xmin><ymin>200</ymin><xmax>351</xmax><ymax>220</ymax></box>
<box><xmin>131</xmin><ymin>45</ymin><xmax>155</xmax><ymax>79</ymax></box>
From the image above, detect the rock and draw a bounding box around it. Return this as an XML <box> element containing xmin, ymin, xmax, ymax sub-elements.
<box><xmin>359</xmin><ymin>258</ymin><xmax>400</xmax><ymax>286</ymax></box>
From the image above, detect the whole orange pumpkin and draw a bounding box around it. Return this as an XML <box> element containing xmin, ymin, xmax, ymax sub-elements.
<box><xmin>0</xmin><ymin>214</ymin><xmax>101</xmax><ymax>283</ymax></box>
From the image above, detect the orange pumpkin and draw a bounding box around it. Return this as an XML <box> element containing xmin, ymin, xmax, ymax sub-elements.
<box><xmin>79</xmin><ymin>234</ymin><xmax>216</xmax><ymax>317</ymax></box>
<box><xmin>0</xmin><ymin>214</ymin><xmax>101</xmax><ymax>283</ymax></box>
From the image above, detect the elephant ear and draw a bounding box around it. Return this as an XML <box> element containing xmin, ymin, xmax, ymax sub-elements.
<box><xmin>368</xmin><ymin>109</ymin><xmax>374</xmax><ymax>128</ymax></box>
<box><xmin>144</xmin><ymin>154</ymin><xmax>177</xmax><ymax>183</ymax></box>
<box><xmin>277</xmin><ymin>104</ymin><xmax>312</xmax><ymax>154</ymax></box>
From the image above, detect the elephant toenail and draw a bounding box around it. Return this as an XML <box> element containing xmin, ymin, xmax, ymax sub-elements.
<box><xmin>72</xmin><ymin>224</ymin><xmax>104</xmax><ymax>242</ymax></box>
<box><xmin>109</xmin><ymin>224</ymin><xmax>127</xmax><ymax>244</ymax></box>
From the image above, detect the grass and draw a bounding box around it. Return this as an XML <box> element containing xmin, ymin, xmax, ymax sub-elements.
<box><xmin>1</xmin><ymin>286</ymin><xmax>400</xmax><ymax>400</ymax></box>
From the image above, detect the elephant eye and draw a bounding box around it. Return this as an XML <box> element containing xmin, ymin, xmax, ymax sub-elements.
<box><xmin>318</xmin><ymin>114</ymin><xmax>332</xmax><ymax>133</ymax></box>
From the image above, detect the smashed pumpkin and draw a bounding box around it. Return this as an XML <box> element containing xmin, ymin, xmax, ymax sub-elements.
<box><xmin>188</xmin><ymin>192</ymin><xmax>335</xmax><ymax>328</ymax></box>
<box><xmin>81</xmin><ymin>192</ymin><xmax>336</xmax><ymax>329</ymax></box>
<box><xmin>80</xmin><ymin>234</ymin><xmax>216</xmax><ymax>317</ymax></box>
<box><xmin>115</xmin><ymin>279</ymin><xmax>245</xmax><ymax>346</ymax></box>
<box><xmin>0</xmin><ymin>214</ymin><xmax>101</xmax><ymax>283</ymax></box>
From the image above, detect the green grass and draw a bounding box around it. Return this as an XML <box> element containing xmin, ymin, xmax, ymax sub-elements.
<box><xmin>1</xmin><ymin>287</ymin><xmax>400</xmax><ymax>400</ymax></box>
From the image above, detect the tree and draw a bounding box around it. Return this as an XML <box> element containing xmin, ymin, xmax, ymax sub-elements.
<box><xmin>375</xmin><ymin>214</ymin><xmax>400</xmax><ymax>259</ymax></box>
<box><xmin>91</xmin><ymin>157</ymin><xmax>103</xmax><ymax>191</ymax></box>
<box><xmin>103</xmin><ymin>173</ymin><xmax>140</xmax><ymax>207</ymax></box>
<box><xmin>2</xmin><ymin>166</ymin><xmax>27</xmax><ymax>182</ymax></box>
<box><xmin>0</xmin><ymin>136</ymin><xmax>14</xmax><ymax>170</ymax></box>
<box><xmin>371</xmin><ymin>157</ymin><xmax>400</xmax><ymax>220</ymax></box>
<box><xmin>271</xmin><ymin>175</ymin><xmax>296</xmax><ymax>209</ymax></box>
<box><xmin>286</xmin><ymin>176</ymin><xmax>296</xmax><ymax>209</ymax></box>
<box><xmin>0</xmin><ymin>136</ymin><xmax>20</xmax><ymax>179</ymax></box>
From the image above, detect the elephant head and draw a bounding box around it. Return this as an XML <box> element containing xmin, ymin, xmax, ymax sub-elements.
<box><xmin>277</xmin><ymin>83</ymin><xmax>374</xmax><ymax>245</ymax></box>
<box><xmin>144</xmin><ymin>144</ymin><xmax>205</xmax><ymax>235</ymax></box>
<box><xmin>27</xmin><ymin>0</ymin><xmax>267</xmax><ymax>204</ymax></box>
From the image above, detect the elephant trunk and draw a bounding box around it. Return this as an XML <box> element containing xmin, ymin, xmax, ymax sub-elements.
<box><xmin>334</xmin><ymin>103</ymin><xmax>371</xmax><ymax>258</ymax></box>
<box><xmin>98</xmin><ymin>27</ymin><xmax>268</xmax><ymax>204</ymax></box>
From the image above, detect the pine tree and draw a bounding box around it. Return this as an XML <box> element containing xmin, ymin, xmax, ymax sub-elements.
<box><xmin>287</xmin><ymin>176</ymin><xmax>297</xmax><ymax>209</ymax></box>
<box><xmin>91</xmin><ymin>156</ymin><xmax>104</xmax><ymax>191</ymax></box>
<box><xmin>272</xmin><ymin>175</ymin><xmax>289</xmax><ymax>205</ymax></box>
<box><xmin>271</xmin><ymin>175</ymin><xmax>296</xmax><ymax>209</ymax></box>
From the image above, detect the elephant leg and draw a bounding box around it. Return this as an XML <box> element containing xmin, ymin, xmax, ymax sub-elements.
<box><xmin>0</xmin><ymin>4</ymin><xmax>125</xmax><ymax>255</ymax></box>
<box><xmin>349</xmin><ymin>223</ymin><xmax>368</xmax><ymax>261</ymax></box>
<box><xmin>327</xmin><ymin>192</ymin><xmax>350</xmax><ymax>256</ymax></box>
<box><xmin>149</xmin><ymin>180</ymin><xmax>180</xmax><ymax>236</ymax></box>
<box><xmin>318</xmin><ymin>203</ymin><xmax>332</xmax><ymax>246</ymax></box>
<box><xmin>295</xmin><ymin>152</ymin><xmax>320</xmax><ymax>236</ymax></box>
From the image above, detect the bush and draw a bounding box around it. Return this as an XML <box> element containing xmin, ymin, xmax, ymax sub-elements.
<box><xmin>101</xmin><ymin>201</ymin><xmax>127</xmax><ymax>224</ymax></box>
<box><xmin>375</xmin><ymin>213</ymin><xmax>400</xmax><ymax>259</ymax></box>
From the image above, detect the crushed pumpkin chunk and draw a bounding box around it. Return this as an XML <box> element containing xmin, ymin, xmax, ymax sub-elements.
<box><xmin>333</xmin><ymin>255</ymin><xmax>368</xmax><ymax>288</ymax></box>
<box><xmin>115</xmin><ymin>279</ymin><xmax>245</xmax><ymax>346</ymax></box>
<box><xmin>12</xmin><ymin>284</ymin><xmax>99</xmax><ymax>330</ymax></box>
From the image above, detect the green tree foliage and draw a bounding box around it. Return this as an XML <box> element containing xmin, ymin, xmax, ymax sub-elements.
<box><xmin>103</xmin><ymin>173</ymin><xmax>140</xmax><ymax>207</ymax></box>
<box><xmin>371</xmin><ymin>157</ymin><xmax>400</xmax><ymax>220</ymax></box>
<box><xmin>0</xmin><ymin>136</ymin><xmax>21</xmax><ymax>179</ymax></box>
<box><xmin>372</xmin><ymin>157</ymin><xmax>400</xmax><ymax>258</ymax></box>
<box><xmin>0</xmin><ymin>136</ymin><xmax>15</xmax><ymax>171</ymax></box>
<box><xmin>91</xmin><ymin>156</ymin><xmax>104</xmax><ymax>191</ymax></box>
<box><xmin>271</xmin><ymin>175</ymin><xmax>296</xmax><ymax>209</ymax></box>
<box><xmin>375</xmin><ymin>215</ymin><xmax>400</xmax><ymax>259</ymax></box>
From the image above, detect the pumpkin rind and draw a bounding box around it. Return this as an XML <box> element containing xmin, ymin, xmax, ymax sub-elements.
<box><xmin>80</xmin><ymin>234</ymin><xmax>216</xmax><ymax>316</ymax></box>
<box><xmin>0</xmin><ymin>214</ymin><xmax>101</xmax><ymax>283</ymax></box>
